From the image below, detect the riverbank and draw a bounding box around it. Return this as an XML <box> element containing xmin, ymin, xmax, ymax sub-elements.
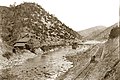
<box><xmin>0</xmin><ymin>46</ymin><xmax>74</xmax><ymax>80</ymax></box>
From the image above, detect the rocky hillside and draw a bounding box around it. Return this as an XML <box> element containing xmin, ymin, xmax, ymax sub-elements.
<box><xmin>0</xmin><ymin>6</ymin><xmax>9</xmax><ymax>35</ymax></box>
<box><xmin>0</xmin><ymin>2</ymin><xmax>82</xmax><ymax>47</ymax></box>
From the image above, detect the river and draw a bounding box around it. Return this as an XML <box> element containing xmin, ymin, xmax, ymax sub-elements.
<box><xmin>0</xmin><ymin>40</ymin><xmax>107</xmax><ymax>80</ymax></box>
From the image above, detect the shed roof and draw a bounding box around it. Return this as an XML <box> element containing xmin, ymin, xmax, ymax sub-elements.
<box><xmin>16</xmin><ymin>38</ymin><xmax>30</xmax><ymax>43</ymax></box>
<box><xmin>14</xmin><ymin>43</ymin><xmax>26</xmax><ymax>47</ymax></box>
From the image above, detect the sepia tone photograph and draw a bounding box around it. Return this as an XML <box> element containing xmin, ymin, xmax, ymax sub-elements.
<box><xmin>0</xmin><ymin>0</ymin><xmax>119</xmax><ymax>80</ymax></box>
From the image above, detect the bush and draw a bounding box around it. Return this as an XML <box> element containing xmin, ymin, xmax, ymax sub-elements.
<box><xmin>2</xmin><ymin>51</ymin><xmax>13</xmax><ymax>59</ymax></box>
<box><xmin>109</xmin><ymin>27</ymin><xmax>120</xmax><ymax>39</ymax></box>
<box><xmin>1</xmin><ymin>68</ymin><xmax>18</xmax><ymax>80</ymax></box>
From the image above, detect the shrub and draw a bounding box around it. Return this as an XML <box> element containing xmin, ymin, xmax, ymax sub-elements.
<box><xmin>2</xmin><ymin>51</ymin><xmax>13</xmax><ymax>59</ymax></box>
<box><xmin>109</xmin><ymin>27</ymin><xmax>120</xmax><ymax>39</ymax></box>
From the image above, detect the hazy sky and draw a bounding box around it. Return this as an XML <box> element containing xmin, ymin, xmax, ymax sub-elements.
<box><xmin>0</xmin><ymin>0</ymin><xmax>119</xmax><ymax>31</ymax></box>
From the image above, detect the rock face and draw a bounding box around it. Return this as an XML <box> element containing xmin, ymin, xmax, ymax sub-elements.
<box><xmin>0</xmin><ymin>2</ymin><xmax>82</xmax><ymax>47</ymax></box>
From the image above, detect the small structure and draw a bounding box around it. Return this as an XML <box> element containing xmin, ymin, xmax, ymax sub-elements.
<box><xmin>2</xmin><ymin>51</ymin><xmax>13</xmax><ymax>60</ymax></box>
<box><xmin>13</xmin><ymin>38</ymin><xmax>42</xmax><ymax>54</ymax></box>
<box><xmin>13</xmin><ymin>38</ymin><xmax>31</xmax><ymax>50</ymax></box>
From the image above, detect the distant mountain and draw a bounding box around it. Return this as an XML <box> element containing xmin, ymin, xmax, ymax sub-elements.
<box><xmin>79</xmin><ymin>23</ymin><xmax>118</xmax><ymax>40</ymax></box>
<box><xmin>0</xmin><ymin>2</ymin><xmax>82</xmax><ymax>47</ymax></box>
<box><xmin>92</xmin><ymin>23</ymin><xmax>118</xmax><ymax>40</ymax></box>
<box><xmin>78</xmin><ymin>26</ymin><xmax>106</xmax><ymax>39</ymax></box>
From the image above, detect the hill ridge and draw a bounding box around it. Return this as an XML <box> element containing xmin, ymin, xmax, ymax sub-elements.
<box><xmin>0</xmin><ymin>2</ymin><xmax>82</xmax><ymax>47</ymax></box>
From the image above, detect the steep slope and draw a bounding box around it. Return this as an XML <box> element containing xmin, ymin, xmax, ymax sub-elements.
<box><xmin>78</xmin><ymin>26</ymin><xmax>106</xmax><ymax>39</ymax></box>
<box><xmin>0</xmin><ymin>6</ymin><xmax>11</xmax><ymax>59</ymax></box>
<box><xmin>0</xmin><ymin>3</ymin><xmax>82</xmax><ymax>80</ymax></box>
<box><xmin>0</xmin><ymin>2</ymin><xmax>82</xmax><ymax>47</ymax></box>
<box><xmin>84</xmin><ymin>26</ymin><xmax>120</xmax><ymax>80</ymax></box>
<box><xmin>0</xmin><ymin>6</ymin><xmax>9</xmax><ymax>35</ymax></box>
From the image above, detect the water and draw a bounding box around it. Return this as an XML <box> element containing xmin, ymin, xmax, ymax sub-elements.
<box><xmin>0</xmin><ymin>39</ymin><xmax>104</xmax><ymax>79</ymax></box>
<box><xmin>83</xmin><ymin>40</ymin><xmax>107</xmax><ymax>45</ymax></box>
<box><xmin>39</xmin><ymin>47</ymin><xmax>74</xmax><ymax>80</ymax></box>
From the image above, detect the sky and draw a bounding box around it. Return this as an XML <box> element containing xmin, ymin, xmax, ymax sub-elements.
<box><xmin>0</xmin><ymin>0</ymin><xmax>119</xmax><ymax>31</ymax></box>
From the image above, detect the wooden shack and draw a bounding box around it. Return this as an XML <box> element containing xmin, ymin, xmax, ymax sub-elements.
<box><xmin>14</xmin><ymin>38</ymin><xmax>31</xmax><ymax>50</ymax></box>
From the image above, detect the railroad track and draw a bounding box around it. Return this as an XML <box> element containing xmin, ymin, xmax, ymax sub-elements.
<box><xmin>74</xmin><ymin>46</ymin><xmax>119</xmax><ymax>80</ymax></box>
<box><xmin>56</xmin><ymin>45</ymin><xmax>98</xmax><ymax>80</ymax></box>
<box><xmin>73</xmin><ymin>46</ymin><xmax>100</xmax><ymax>80</ymax></box>
<box><xmin>74</xmin><ymin>62</ymin><xmax>98</xmax><ymax>80</ymax></box>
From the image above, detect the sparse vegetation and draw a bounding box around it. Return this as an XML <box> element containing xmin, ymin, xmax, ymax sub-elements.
<box><xmin>1</xmin><ymin>2</ymin><xmax>82</xmax><ymax>47</ymax></box>
<box><xmin>2</xmin><ymin>51</ymin><xmax>13</xmax><ymax>59</ymax></box>
<box><xmin>0</xmin><ymin>2</ymin><xmax>119</xmax><ymax>80</ymax></box>
<box><xmin>0</xmin><ymin>68</ymin><xmax>18</xmax><ymax>80</ymax></box>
